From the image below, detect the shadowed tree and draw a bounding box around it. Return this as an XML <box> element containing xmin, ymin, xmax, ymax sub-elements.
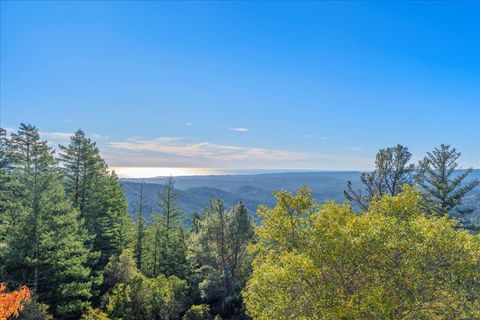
<box><xmin>2</xmin><ymin>124</ymin><xmax>93</xmax><ymax>318</ymax></box>
<box><xmin>134</xmin><ymin>182</ymin><xmax>147</xmax><ymax>271</ymax></box>
<box><xmin>189</xmin><ymin>200</ymin><xmax>254</xmax><ymax>317</ymax></box>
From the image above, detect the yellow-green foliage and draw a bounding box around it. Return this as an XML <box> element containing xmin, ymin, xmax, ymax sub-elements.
<box><xmin>81</xmin><ymin>307</ymin><xmax>111</xmax><ymax>320</ymax></box>
<box><xmin>105</xmin><ymin>273</ymin><xmax>188</xmax><ymax>320</ymax></box>
<box><xmin>244</xmin><ymin>186</ymin><xmax>480</xmax><ymax>320</ymax></box>
<box><xmin>183</xmin><ymin>304</ymin><xmax>212</xmax><ymax>320</ymax></box>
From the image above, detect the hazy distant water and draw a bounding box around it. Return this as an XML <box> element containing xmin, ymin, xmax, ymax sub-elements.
<box><xmin>111</xmin><ymin>167</ymin><xmax>329</xmax><ymax>178</ymax></box>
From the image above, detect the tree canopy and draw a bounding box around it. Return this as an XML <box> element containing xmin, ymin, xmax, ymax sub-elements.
<box><xmin>244</xmin><ymin>187</ymin><xmax>480</xmax><ymax>320</ymax></box>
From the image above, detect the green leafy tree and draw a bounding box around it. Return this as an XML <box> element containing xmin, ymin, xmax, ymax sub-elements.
<box><xmin>418</xmin><ymin>144</ymin><xmax>479</xmax><ymax>216</ymax></box>
<box><xmin>344</xmin><ymin>144</ymin><xmax>414</xmax><ymax>210</ymax></box>
<box><xmin>183</xmin><ymin>304</ymin><xmax>212</xmax><ymax>320</ymax></box>
<box><xmin>2</xmin><ymin>124</ymin><xmax>93</xmax><ymax>318</ymax></box>
<box><xmin>103</xmin><ymin>249</ymin><xmax>138</xmax><ymax>293</ymax></box>
<box><xmin>189</xmin><ymin>200</ymin><xmax>254</xmax><ymax>317</ymax></box>
<box><xmin>105</xmin><ymin>273</ymin><xmax>189</xmax><ymax>320</ymax></box>
<box><xmin>244</xmin><ymin>187</ymin><xmax>480</xmax><ymax>319</ymax></box>
<box><xmin>81</xmin><ymin>307</ymin><xmax>111</xmax><ymax>320</ymax></box>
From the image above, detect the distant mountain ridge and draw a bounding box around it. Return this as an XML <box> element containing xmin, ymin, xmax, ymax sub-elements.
<box><xmin>121</xmin><ymin>170</ymin><xmax>480</xmax><ymax>225</ymax></box>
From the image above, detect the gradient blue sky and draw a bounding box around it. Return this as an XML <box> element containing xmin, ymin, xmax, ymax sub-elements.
<box><xmin>1</xmin><ymin>1</ymin><xmax>479</xmax><ymax>175</ymax></box>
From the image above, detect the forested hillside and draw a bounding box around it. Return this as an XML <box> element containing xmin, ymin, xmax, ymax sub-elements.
<box><xmin>121</xmin><ymin>182</ymin><xmax>264</xmax><ymax>223</ymax></box>
<box><xmin>1</xmin><ymin>125</ymin><xmax>479</xmax><ymax>320</ymax></box>
<box><xmin>122</xmin><ymin>170</ymin><xmax>480</xmax><ymax>227</ymax></box>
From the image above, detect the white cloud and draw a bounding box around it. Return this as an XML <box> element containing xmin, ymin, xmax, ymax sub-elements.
<box><xmin>2</xmin><ymin>127</ymin><xmax>72</xmax><ymax>146</ymax></box>
<box><xmin>186</xmin><ymin>122</ymin><xmax>192</xmax><ymax>126</ymax></box>
<box><xmin>39</xmin><ymin>131</ymin><xmax>73</xmax><ymax>140</ymax></box>
<box><xmin>109</xmin><ymin>137</ymin><xmax>303</xmax><ymax>162</ymax></box>
<box><xmin>229</xmin><ymin>127</ymin><xmax>249</xmax><ymax>132</ymax></box>
<box><xmin>104</xmin><ymin>136</ymin><xmax>373</xmax><ymax>170</ymax></box>
<box><xmin>2</xmin><ymin>127</ymin><xmax>72</xmax><ymax>140</ymax></box>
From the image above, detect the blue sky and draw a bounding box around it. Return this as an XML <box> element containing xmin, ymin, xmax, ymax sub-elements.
<box><xmin>1</xmin><ymin>1</ymin><xmax>479</xmax><ymax>175</ymax></box>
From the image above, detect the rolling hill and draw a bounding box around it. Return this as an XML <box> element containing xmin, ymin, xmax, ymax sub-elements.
<box><xmin>122</xmin><ymin>170</ymin><xmax>480</xmax><ymax>227</ymax></box>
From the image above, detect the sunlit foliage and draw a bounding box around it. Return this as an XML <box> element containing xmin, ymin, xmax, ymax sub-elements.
<box><xmin>244</xmin><ymin>187</ymin><xmax>480</xmax><ymax>319</ymax></box>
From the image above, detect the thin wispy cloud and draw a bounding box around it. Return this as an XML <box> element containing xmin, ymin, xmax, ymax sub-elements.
<box><xmin>3</xmin><ymin>127</ymin><xmax>373</xmax><ymax>170</ymax></box>
<box><xmin>185</xmin><ymin>122</ymin><xmax>192</xmax><ymax>126</ymax></box>
<box><xmin>104</xmin><ymin>136</ymin><xmax>373</xmax><ymax>170</ymax></box>
<box><xmin>4</xmin><ymin>127</ymin><xmax>73</xmax><ymax>141</ymax></box>
<box><xmin>229</xmin><ymin>127</ymin><xmax>249</xmax><ymax>132</ymax></box>
<box><xmin>109</xmin><ymin>137</ymin><xmax>302</xmax><ymax>161</ymax></box>
<box><xmin>40</xmin><ymin>131</ymin><xmax>73</xmax><ymax>140</ymax></box>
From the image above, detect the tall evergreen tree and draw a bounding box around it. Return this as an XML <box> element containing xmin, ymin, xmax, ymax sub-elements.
<box><xmin>58</xmin><ymin>130</ymin><xmax>133</xmax><ymax>273</ymax></box>
<box><xmin>134</xmin><ymin>182</ymin><xmax>147</xmax><ymax>271</ymax></box>
<box><xmin>0</xmin><ymin>128</ymin><xmax>15</xmax><ymax>237</ymax></box>
<box><xmin>94</xmin><ymin>172</ymin><xmax>133</xmax><ymax>268</ymax></box>
<box><xmin>57</xmin><ymin>130</ymin><xmax>100</xmax><ymax>209</ymax></box>
<box><xmin>157</xmin><ymin>177</ymin><xmax>183</xmax><ymax>237</ymax></box>
<box><xmin>418</xmin><ymin>144</ymin><xmax>479</xmax><ymax>216</ymax></box>
<box><xmin>149</xmin><ymin>177</ymin><xmax>187</xmax><ymax>278</ymax></box>
<box><xmin>344</xmin><ymin>144</ymin><xmax>415</xmax><ymax>210</ymax></box>
<box><xmin>2</xmin><ymin>124</ymin><xmax>93</xmax><ymax>318</ymax></box>
<box><xmin>0</xmin><ymin>127</ymin><xmax>20</xmax><ymax>279</ymax></box>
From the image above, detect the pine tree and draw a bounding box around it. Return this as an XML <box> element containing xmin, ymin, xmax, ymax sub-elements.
<box><xmin>134</xmin><ymin>182</ymin><xmax>146</xmax><ymax>271</ymax></box>
<box><xmin>94</xmin><ymin>172</ymin><xmax>133</xmax><ymax>268</ymax></box>
<box><xmin>344</xmin><ymin>144</ymin><xmax>415</xmax><ymax>210</ymax></box>
<box><xmin>189</xmin><ymin>200</ymin><xmax>254</xmax><ymax>317</ymax></box>
<box><xmin>2</xmin><ymin>124</ymin><xmax>93</xmax><ymax>318</ymax></box>
<box><xmin>0</xmin><ymin>127</ymin><xmax>9</xmax><ymax>169</ymax></box>
<box><xmin>150</xmin><ymin>177</ymin><xmax>186</xmax><ymax>278</ymax></box>
<box><xmin>0</xmin><ymin>127</ymin><xmax>18</xmax><ymax>250</ymax></box>
<box><xmin>418</xmin><ymin>144</ymin><xmax>479</xmax><ymax>216</ymax></box>
<box><xmin>191</xmin><ymin>211</ymin><xmax>202</xmax><ymax>234</ymax></box>
<box><xmin>157</xmin><ymin>177</ymin><xmax>183</xmax><ymax>236</ymax></box>
<box><xmin>58</xmin><ymin>131</ymin><xmax>133</xmax><ymax>273</ymax></box>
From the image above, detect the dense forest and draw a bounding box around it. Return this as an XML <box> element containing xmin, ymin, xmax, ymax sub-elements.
<box><xmin>1</xmin><ymin>124</ymin><xmax>479</xmax><ymax>320</ymax></box>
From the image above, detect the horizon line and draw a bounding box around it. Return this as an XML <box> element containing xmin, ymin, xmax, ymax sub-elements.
<box><xmin>110</xmin><ymin>166</ymin><xmax>479</xmax><ymax>179</ymax></box>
